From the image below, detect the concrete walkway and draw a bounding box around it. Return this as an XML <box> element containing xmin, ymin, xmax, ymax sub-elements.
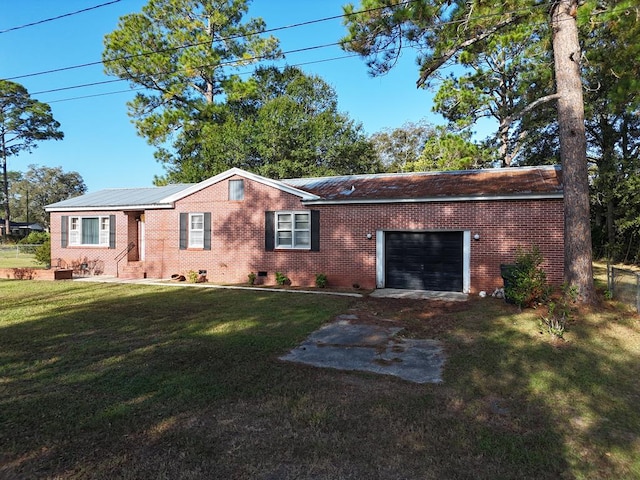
<box><xmin>370</xmin><ymin>288</ymin><xmax>468</xmax><ymax>301</ymax></box>
<box><xmin>73</xmin><ymin>276</ymin><xmax>467</xmax><ymax>301</ymax></box>
<box><xmin>280</xmin><ymin>314</ymin><xmax>446</xmax><ymax>384</ymax></box>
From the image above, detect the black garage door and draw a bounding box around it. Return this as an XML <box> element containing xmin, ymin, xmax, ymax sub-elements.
<box><xmin>385</xmin><ymin>231</ymin><xmax>463</xmax><ymax>291</ymax></box>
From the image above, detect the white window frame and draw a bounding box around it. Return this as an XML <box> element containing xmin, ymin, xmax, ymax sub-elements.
<box><xmin>188</xmin><ymin>213</ymin><xmax>205</xmax><ymax>249</ymax></box>
<box><xmin>69</xmin><ymin>216</ymin><xmax>110</xmax><ymax>246</ymax></box>
<box><xmin>275</xmin><ymin>211</ymin><xmax>311</xmax><ymax>250</ymax></box>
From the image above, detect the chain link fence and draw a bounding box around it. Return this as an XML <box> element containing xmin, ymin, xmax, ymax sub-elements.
<box><xmin>0</xmin><ymin>244</ymin><xmax>40</xmax><ymax>257</ymax></box>
<box><xmin>607</xmin><ymin>265</ymin><xmax>640</xmax><ymax>313</ymax></box>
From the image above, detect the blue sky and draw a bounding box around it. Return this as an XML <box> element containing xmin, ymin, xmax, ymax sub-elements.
<box><xmin>1</xmin><ymin>0</ymin><xmax>444</xmax><ymax>192</ymax></box>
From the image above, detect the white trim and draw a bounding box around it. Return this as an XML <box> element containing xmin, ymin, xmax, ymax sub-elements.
<box><xmin>68</xmin><ymin>215</ymin><xmax>111</xmax><ymax>247</ymax></box>
<box><xmin>140</xmin><ymin>215</ymin><xmax>146</xmax><ymax>261</ymax></box>
<box><xmin>376</xmin><ymin>229</ymin><xmax>468</xmax><ymax>293</ymax></box>
<box><xmin>275</xmin><ymin>211</ymin><xmax>311</xmax><ymax>249</ymax></box>
<box><xmin>46</xmin><ymin>204</ymin><xmax>174</xmax><ymax>212</ymax></box>
<box><xmin>302</xmin><ymin>193</ymin><xmax>563</xmax><ymax>206</ymax></box>
<box><xmin>160</xmin><ymin>167</ymin><xmax>321</xmax><ymax>203</ymax></box>
<box><xmin>463</xmin><ymin>231</ymin><xmax>471</xmax><ymax>294</ymax></box>
<box><xmin>376</xmin><ymin>230</ymin><xmax>384</xmax><ymax>288</ymax></box>
<box><xmin>188</xmin><ymin>213</ymin><xmax>205</xmax><ymax>249</ymax></box>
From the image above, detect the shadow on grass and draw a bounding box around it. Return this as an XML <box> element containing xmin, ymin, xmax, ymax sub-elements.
<box><xmin>0</xmin><ymin>282</ymin><xmax>351</xmax><ymax>478</ymax></box>
<box><xmin>443</xmin><ymin>298</ymin><xmax>640</xmax><ymax>479</ymax></box>
<box><xmin>1</xmin><ymin>282</ymin><xmax>639</xmax><ymax>479</ymax></box>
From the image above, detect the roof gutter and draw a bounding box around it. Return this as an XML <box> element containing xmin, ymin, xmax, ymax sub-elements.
<box><xmin>45</xmin><ymin>204</ymin><xmax>175</xmax><ymax>213</ymax></box>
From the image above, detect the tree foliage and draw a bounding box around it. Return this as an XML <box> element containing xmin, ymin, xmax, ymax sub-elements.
<box><xmin>370</xmin><ymin>121</ymin><xmax>489</xmax><ymax>172</ymax></box>
<box><xmin>432</xmin><ymin>23</ymin><xmax>554</xmax><ymax>167</ymax></box>
<box><xmin>9</xmin><ymin>165</ymin><xmax>86</xmax><ymax>229</ymax></box>
<box><xmin>415</xmin><ymin>127</ymin><xmax>488</xmax><ymax>171</ymax></box>
<box><xmin>155</xmin><ymin>66</ymin><xmax>381</xmax><ymax>182</ymax></box>
<box><xmin>369</xmin><ymin>120</ymin><xmax>433</xmax><ymax>172</ymax></box>
<box><xmin>105</xmin><ymin>0</ymin><xmax>378</xmax><ymax>182</ymax></box>
<box><xmin>0</xmin><ymin>80</ymin><xmax>63</xmax><ymax>236</ymax></box>
<box><xmin>341</xmin><ymin>0</ymin><xmax>603</xmax><ymax>301</ymax></box>
<box><xmin>581</xmin><ymin>1</ymin><xmax>640</xmax><ymax>262</ymax></box>
<box><xmin>103</xmin><ymin>0</ymin><xmax>280</xmax><ymax>156</ymax></box>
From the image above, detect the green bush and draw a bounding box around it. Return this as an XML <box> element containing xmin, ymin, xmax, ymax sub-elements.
<box><xmin>16</xmin><ymin>232</ymin><xmax>49</xmax><ymax>255</ymax></box>
<box><xmin>19</xmin><ymin>231</ymin><xmax>49</xmax><ymax>245</ymax></box>
<box><xmin>187</xmin><ymin>270</ymin><xmax>199</xmax><ymax>283</ymax></box>
<box><xmin>315</xmin><ymin>273</ymin><xmax>327</xmax><ymax>288</ymax></box>
<box><xmin>275</xmin><ymin>271</ymin><xmax>290</xmax><ymax>286</ymax></box>
<box><xmin>34</xmin><ymin>238</ymin><xmax>51</xmax><ymax>266</ymax></box>
<box><xmin>504</xmin><ymin>246</ymin><xmax>550</xmax><ymax>309</ymax></box>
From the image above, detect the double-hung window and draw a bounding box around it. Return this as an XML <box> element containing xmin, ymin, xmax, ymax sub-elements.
<box><xmin>276</xmin><ymin>211</ymin><xmax>310</xmax><ymax>249</ymax></box>
<box><xmin>179</xmin><ymin>212</ymin><xmax>211</xmax><ymax>250</ymax></box>
<box><xmin>68</xmin><ymin>216</ymin><xmax>111</xmax><ymax>246</ymax></box>
<box><xmin>189</xmin><ymin>213</ymin><xmax>205</xmax><ymax>248</ymax></box>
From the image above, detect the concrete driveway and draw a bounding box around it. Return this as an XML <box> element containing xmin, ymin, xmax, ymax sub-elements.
<box><xmin>280</xmin><ymin>314</ymin><xmax>446</xmax><ymax>384</ymax></box>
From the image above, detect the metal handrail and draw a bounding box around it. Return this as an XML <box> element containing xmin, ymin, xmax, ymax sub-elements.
<box><xmin>115</xmin><ymin>241</ymin><xmax>136</xmax><ymax>277</ymax></box>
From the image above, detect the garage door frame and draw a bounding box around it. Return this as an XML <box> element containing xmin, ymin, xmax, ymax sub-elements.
<box><xmin>376</xmin><ymin>230</ymin><xmax>471</xmax><ymax>293</ymax></box>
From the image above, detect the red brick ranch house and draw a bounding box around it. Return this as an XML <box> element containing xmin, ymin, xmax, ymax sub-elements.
<box><xmin>46</xmin><ymin>166</ymin><xmax>564</xmax><ymax>293</ymax></box>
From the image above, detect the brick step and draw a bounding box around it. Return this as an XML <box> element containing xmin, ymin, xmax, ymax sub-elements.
<box><xmin>119</xmin><ymin>262</ymin><xmax>146</xmax><ymax>279</ymax></box>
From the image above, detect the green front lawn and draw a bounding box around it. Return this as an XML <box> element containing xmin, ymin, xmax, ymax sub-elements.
<box><xmin>1</xmin><ymin>280</ymin><xmax>639</xmax><ymax>479</ymax></box>
<box><xmin>0</xmin><ymin>252</ymin><xmax>40</xmax><ymax>268</ymax></box>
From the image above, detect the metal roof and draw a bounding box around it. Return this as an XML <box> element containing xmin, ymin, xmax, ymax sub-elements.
<box><xmin>45</xmin><ymin>183</ymin><xmax>194</xmax><ymax>211</ymax></box>
<box><xmin>45</xmin><ymin>166</ymin><xmax>562</xmax><ymax>212</ymax></box>
<box><xmin>284</xmin><ymin>166</ymin><xmax>563</xmax><ymax>203</ymax></box>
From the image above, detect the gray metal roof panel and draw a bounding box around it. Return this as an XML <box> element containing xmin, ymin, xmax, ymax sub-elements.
<box><xmin>46</xmin><ymin>184</ymin><xmax>194</xmax><ymax>210</ymax></box>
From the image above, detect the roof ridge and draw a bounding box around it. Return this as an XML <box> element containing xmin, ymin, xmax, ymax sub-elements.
<box><xmin>91</xmin><ymin>183</ymin><xmax>195</xmax><ymax>191</ymax></box>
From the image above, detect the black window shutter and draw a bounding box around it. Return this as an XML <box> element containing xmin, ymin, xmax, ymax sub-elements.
<box><xmin>204</xmin><ymin>212</ymin><xmax>211</xmax><ymax>250</ymax></box>
<box><xmin>179</xmin><ymin>213</ymin><xmax>188</xmax><ymax>250</ymax></box>
<box><xmin>265</xmin><ymin>211</ymin><xmax>275</xmax><ymax>251</ymax></box>
<box><xmin>311</xmin><ymin>210</ymin><xmax>320</xmax><ymax>251</ymax></box>
<box><xmin>109</xmin><ymin>215</ymin><xmax>116</xmax><ymax>249</ymax></box>
<box><xmin>61</xmin><ymin>216</ymin><xmax>68</xmax><ymax>248</ymax></box>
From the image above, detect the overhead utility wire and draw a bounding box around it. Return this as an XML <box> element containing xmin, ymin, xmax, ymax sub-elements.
<box><xmin>41</xmin><ymin>51</ymin><xmax>365</xmax><ymax>102</ymax></box>
<box><xmin>4</xmin><ymin>2</ymin><xmax>621</xmax><ymax>86</ymax></box>
<box><xmin>2</xmin><ymin>1</ymin><xmax>627</xmax><ymax>81</ymax></box>
<box><xmin>30</xmin><ymin>42</ymin><xmax>342</xmax><ymax>96</ymax></box>
<box><xmin>0</xmin><ymin>0</ymin><xmax>122</xmax><ymax>34</ymax></box>
<box><xmin>3</xmin><ymin>1</ymin><xmax>404</xmax><ymax>82</ymax></box>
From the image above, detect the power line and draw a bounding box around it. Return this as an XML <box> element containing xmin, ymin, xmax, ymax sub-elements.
<box><xmin>29</xmin><ymin>41</ymin><xmax>342</xmax><ymax>96</ymax></box>
<box><xmin>5</xmin><ymin>1</ymin><xmax>629</xmax><ymax>96</ymax></box>
<box><xmin>2</xmin><ymin>1</ymin><xmax>630</xmax><ymax>82</ymax></box>
<box><xmin>3</xmin><ymin>1</ymin><xmax>422</xmax><ymax>81</ymax></box>
<box><xmin>0</xmin><ymin>1</ymin><xmax>122</xmax><ymax>34</ymax></box>
<box><xmin>42</xmin><ymin>52</ymin><xmax>366</xmax><ymax>104</ymax></box>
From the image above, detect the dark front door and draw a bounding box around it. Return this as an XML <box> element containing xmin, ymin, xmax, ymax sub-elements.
<box><xmin>385</xmin><ymin>231</ymin><xmax>463</xmax><ymax>291</ymax></box>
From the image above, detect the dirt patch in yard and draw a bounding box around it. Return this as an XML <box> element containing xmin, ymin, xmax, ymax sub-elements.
<box><xmin>342</xmin><ymin>295</ymin><xmax>476</xmax><ymax>338</ymax></box>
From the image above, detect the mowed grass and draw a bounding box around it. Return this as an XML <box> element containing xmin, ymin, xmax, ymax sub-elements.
<box><xmin>1</xmin><ymin>280</ymin><xmax>639</xmax><ymax>479</ymax></box>
<box><xmin>0</xmin><ymin>250</ymin><xmax>40</xmax><ymax>268</ymax></box>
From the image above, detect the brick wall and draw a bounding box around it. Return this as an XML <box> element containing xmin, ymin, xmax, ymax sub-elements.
<box><xmin>50</xmin><ymin>210</ymin><xmax>130</xmax><ymax>276</ymax></box>
<box><xmin>49</xmin><ymin>175</ymin><xmax>564</xmax><ymax>292</ymax></box>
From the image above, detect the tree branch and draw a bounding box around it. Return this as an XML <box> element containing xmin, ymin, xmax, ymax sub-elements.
<box><xmin>416</xmin><ymin>16</ymin><xmax>521</xmax><ymax>88</ymax></box>
<box><xmin>502</xmin><ymin>93</ymin><xmax>561</xmax><ymax>130</ymax></box>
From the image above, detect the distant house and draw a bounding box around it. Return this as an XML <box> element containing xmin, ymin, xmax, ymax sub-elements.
<box><xmin>45</xmin><ymin>166</ymin><xmax>564</xmax><ymax>293</ymax></box>
<box><xmin>0</xmin><ymin>219</ymin><xmax>45</xmax><ymax>237</ymax></box>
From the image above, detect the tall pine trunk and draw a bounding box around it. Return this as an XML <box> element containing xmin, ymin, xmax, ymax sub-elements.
<box><xmin>1</xmin><ymin>133</ymin><xmax>10</xmax><ymax>237</ymax></box>
<box><xmin>551</xmin><ymin>0</ymin><xmax>595</xmax><ymax>303</ymax></box>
